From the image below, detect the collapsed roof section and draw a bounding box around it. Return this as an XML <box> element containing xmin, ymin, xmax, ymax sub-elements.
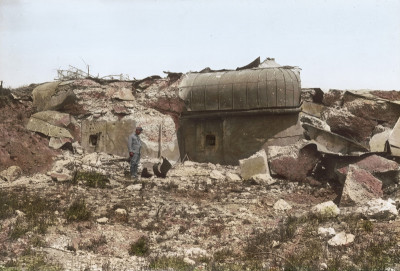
<box><xmin>179</xmin><ymin>58</ymin><xmax>301</xmax><ymax>113</ymax></box>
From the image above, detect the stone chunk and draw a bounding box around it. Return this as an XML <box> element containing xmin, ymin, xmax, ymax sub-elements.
<box><xmin>0</xmin><ymin>166</ymin><xmax>22</xmax><ymax>182</ymax></box>
<box><xmin>127</xmin><ymin>184</ymin><xmax>142</xmax><ymax>191</ymax></box>
<box><xmin>318</xmin><ymin>227</ymin><xmax>336</xmax><ymax>237</ymax></box>
<box><xmin>273</xmin><ymin>199</ymin><xmax>292</xmax><ymax>212</ymax></box>
<box><xmin>239</xmin><ymin>149</ymin><xmax>269</xmax><ymax>180</ymax></box>
<box><xmin>210</xmin><ymin>170</ymin><xmax>225</xmax><ymax>180</ymax></box>
<box><xmin>357</xmin><ymin>198</ymin><xmax>398</xmax><ymax>220</ymax></box>
<box><xmin>268</xmin><ymin>142</ymin><xmax>320</xmax><ymax>182</ymax></box>
<box><xmin>328</xmin><ymin>232</ymin><xmax>355</xmax><ymax>246</ymax></box>
<box><xmin>97</xmin><ymin>217</ymin><xmax>109</xmax><ymax>224</ymax></box>
<box><xmin>252</xmin><ymin>174</ymin><xmax>276</xmax><ymax>185</ymax></box>
<box><xmin>50</xmin><ymin>172</ymin><xmax>72</xmax><ymax>182</ymax></box>
<box><xmin>340</xmin><ymin>165</ymin><xmax>383</xmax><ymax>207</ymax></box>
<box><xmin>115</xmin><ymin>208</ymin><xmax>127</xmax><ymax>216</ymax></box>
<box><xmin>226</xmin><ymin>172</ymin><xmax>241</xmax><ymax>182</ymax></box>
<box><xmin>311</xmin><ymin>201</ymin><xmax>340</xmax><ymax>218</ymax></box>
<box><xmin>338</xmin><ymin>155</ymin><xmax>398</xmax><ymax>175</ymax></box>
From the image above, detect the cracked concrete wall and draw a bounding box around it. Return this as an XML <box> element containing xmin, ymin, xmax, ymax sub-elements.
<box><xmin>81</xmin><ymin>120</ymin><xmax>135</xmax><ymax>157</ymax></box>
<box><xmin>179</xmin><ymin>113</ymin><xmax>303</xmax><ymax>165</ymax></box>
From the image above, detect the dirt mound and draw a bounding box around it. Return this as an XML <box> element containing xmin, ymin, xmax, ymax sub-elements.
<box><xmin>0</xmin><ymin>91</ymin><xmax>59</xmax><ymax>174</ymax></box>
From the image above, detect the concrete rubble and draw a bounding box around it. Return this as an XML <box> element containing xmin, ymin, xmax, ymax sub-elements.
<box><xmin>2</xmin><ymin>65</ymin><xmax>400</xmax><ymax>270</ymax></box>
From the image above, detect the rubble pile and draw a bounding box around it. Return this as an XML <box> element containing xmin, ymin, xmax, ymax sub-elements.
<box><xmin>1</xmin><ymin>79</ymin><xmax>400</xmax><ymax>270</ymax></box>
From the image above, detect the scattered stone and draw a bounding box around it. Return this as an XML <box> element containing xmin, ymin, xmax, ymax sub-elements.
<box><xmin>340</xmin><ymin>165</ymin><xmax>383</xmax><ymax>207</ymax></box>
<box><xmin>273</xmin><ymin>199</ymin><xmax>292</xmax><ymax>212</ymax></box>
<box><xmin>127</xmin><ymin>184</ymin><xmax>142</xmax><ymax>191</ymax></box>
<box><xmin>50</xmin><ymin>172</ymin><xmax>72</xmax><ymax>182</ymax></box>
<box><xmin>239</xmin><ymin>149</ymin><xmax>270</xmax><ymax>180</ymax></box>
<box><xmin>311</xmin><ymin>201</ymin><xmax>340</xmax><ymax>218</ymax></box>
<box><xmin>97</xmin><ymin>217</ymin><xmax>109</xmax><ymax>224</ymax></box>
<box><xmin>252</xmin><ymin>174</ymin><xmax>276</xmax><ymax>185</ymax></box>
<box><xmin>16</xmin><ymin>210</ymin><xmax>25</xmax><ymax>217</ymax></box>
<box><xmin>115</xmin><ymin>209</ymin><xmax>127</xmax><ymax>216</ymax></box>
<box><xmin>226</xmin><ymin>172</ymin><xmax>241</xmax><ymax>182</ymax></box>
<box><xmin>357</xmin><ymin>198</ymin><xmax>398</xmax><ymax>220</ymax></box>
<box><xmin>320</xmin><ymin>262</ymin><xmax>328</xmax><ymax>270</ymax></box>
<box><xmin>328</xmin><ymin>232</ymin><xmax>355</xmax><ymax>246</ymax></box>
<box><xmin>183</xmin><ymin>257</ymin><xmax>195</xmax><ymax>265</ymax></box>
<box><xmin>318</xmin><ymin>227</ymin><xmax>336</xmax><ymax>237</ymax></box>
<box><xmin>210</xmin><ymin>170</ymin><xmax>225</xmax><ymax>180</ymax></box>
<box><xmin>0</xmin><ymin>166</ymin><xmax>22</xmax><ymax>182</ymax></box>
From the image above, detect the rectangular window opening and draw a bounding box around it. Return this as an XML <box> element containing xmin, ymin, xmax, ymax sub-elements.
<box><xmin>89</xmin><ymin>133</ymin><xmax>100</xmax><ymax>146</ymax></box>
<box><xmin>206</xmin><ymin>134</ymin><xmax>216</xmax><ymax>146</ymax></box>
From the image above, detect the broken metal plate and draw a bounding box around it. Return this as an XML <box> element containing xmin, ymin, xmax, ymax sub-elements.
<box><xmin>303</xmin><ymin>123</ymin><xmax>368</xmax><ymax>155</ymax></box>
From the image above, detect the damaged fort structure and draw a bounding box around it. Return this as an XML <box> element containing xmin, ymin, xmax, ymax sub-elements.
<box><xmin>178</xmin><ymin>58</ymin><xmax>303</xmax><ymax>165</ymax></box>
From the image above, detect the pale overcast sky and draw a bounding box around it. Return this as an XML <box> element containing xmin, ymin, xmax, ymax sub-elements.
<box><xmin>0</xmin><ymin>0</ymin><xmax>399</xmax><ymax>90</ymax></box>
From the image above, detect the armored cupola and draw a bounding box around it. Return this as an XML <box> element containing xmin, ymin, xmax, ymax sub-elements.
<box><xmin>179</xmin><ymin>57</ymin><xmax>301</xmax><ymax>114</ymax></box>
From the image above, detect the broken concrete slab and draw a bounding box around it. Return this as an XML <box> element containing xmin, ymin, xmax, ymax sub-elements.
<box><xmin>239</xmin><ymin>149</ymin><xmax>269</xmax><ymax>180</ymax></box>
<box><xmin>0</xmin><ymin>166</ymin><xmax>22</xmax><ymax>182</ymax></box>
<box><xmin>336</xmin><ymin>154</ymin><xmax>399</xmax><ymax>187</ymax></box>
<box><xmin>369</xmin><ymin>129</ymin><xmax>390</xmax><ymax>152</ymax></box>
<box><xmin>32</xmin><ymin>81</ymin><xmax>76</xmax><ymax>112</ymax></box>
<box><xmin>27</xmin><ymin>116</ymin><xmax>73</xmax><ymax>139</ymax></box>
<box><xmin>31</xmin><ymin>111</ymin><xmax>74</xmax><ymax>128</ymax></box>
<box><xmin>301</xmin><ymin>101</ymin><xmax>326</xmax><ymax>118</ymax></box>
<box><xmin>268</xmin><ymin>141</ymin><xmax>321</xmax><ymax>182</ymax></box>
<box><xmin>303</xmin><ymin>124</ymin><xmax>368</xmax><ymax>155</ymax></box>
<box><xmin>343</xmin><ymin>91</ymin><xmax>400</xmax><ymax>126</ymax></box>
<box><xmin>389</xmin><ymin>117</ymin><xmax>400</xmax><ymax>156</ymax></box>
<box><xmin>340</xmin><ymin>165</ymin><xmax>383</xmax><ymax>207</ymax></box>
<box><xmin>321</xmin><ymin>107</ymin><xmax>377</xmax><ymax>145</ymax></box>
<box><xmin>337</xmin><ymin>154</ymin><xmax>399</xmax><ymax>175</ymax></box>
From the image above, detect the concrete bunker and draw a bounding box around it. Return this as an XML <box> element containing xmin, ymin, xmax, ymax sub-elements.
<box><xmin>178</xmin><ymin>59</ymin><xmax>303</xmax><ymax>165</ymax></box>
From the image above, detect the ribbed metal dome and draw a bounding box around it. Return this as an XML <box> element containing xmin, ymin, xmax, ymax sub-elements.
<box><xmin>179</xmin><ymin>67</ymin><xmax>301</xmax><ymax>112</ymax></box>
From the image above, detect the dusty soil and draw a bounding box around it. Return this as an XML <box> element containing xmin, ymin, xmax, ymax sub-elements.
<box><xmin>0</xmin><ymin>90</ymin><xmax>59</xmax><ymax>174</ymax></box>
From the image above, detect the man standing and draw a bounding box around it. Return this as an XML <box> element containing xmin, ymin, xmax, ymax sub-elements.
<box><xmin>128</xmin><ymin>126</ymin><xmax>143</xmax><ymax>179</ymax></box>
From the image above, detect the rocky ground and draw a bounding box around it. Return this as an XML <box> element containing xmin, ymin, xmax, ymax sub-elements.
<box><xmin>1</xmin><ymin>78</ymin><xmax>400</xmax><ymax>270</ymax></box>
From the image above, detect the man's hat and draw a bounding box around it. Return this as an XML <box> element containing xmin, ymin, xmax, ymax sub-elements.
<box><xmin>136</xmin><ymin>126</ymin><xmax>143</xmax><ymax>131</ymax></box>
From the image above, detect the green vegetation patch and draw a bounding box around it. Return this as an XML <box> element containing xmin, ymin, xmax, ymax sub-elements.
<box><xmin>65</xmin><ymin>199</ymin><xmax>91</xmax><ymax>222</ymax></box>
<box><xmin>128</xmin><ymin>236</ymin><xmax>150</xmax><ymax>256</ymax></box>
<box><xmin>0</xmin><ymin>190</ymin><xmax>57</xmax><ymax>239</ymax></box>
<box><xmin>71</xmin><ymin>170</ymin><xmax>110</xmax><ymax>188</ymax></box>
